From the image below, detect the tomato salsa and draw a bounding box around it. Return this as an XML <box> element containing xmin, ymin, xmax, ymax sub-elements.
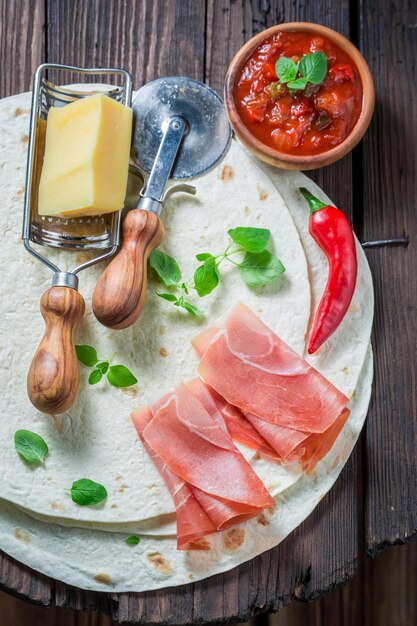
<box><xmin>235</xmin><ymin>31</ymin><xmax>363</xmax><ymax>156</ymax></box>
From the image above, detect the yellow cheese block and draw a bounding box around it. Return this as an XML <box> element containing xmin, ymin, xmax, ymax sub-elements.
<box><xmin>38</xmin><ymin>94</ymin><xmax>132</xmax><ymax>217</ymax></box>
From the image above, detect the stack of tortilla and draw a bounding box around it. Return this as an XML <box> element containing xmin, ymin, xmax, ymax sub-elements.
<box><xmin>0</xmin><ymin>89</ymin><xmax>373</xmax><ymax>591</ymax></box>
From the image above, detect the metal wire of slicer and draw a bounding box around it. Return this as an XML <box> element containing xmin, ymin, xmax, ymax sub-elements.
<box><xmin>22</xmin><ymin>63</ymin><xmax>132</xmax><ymax>416</ymax></box>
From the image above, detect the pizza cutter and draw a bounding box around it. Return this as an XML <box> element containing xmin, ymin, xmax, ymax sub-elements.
<box><xmin>92</xmin><ymin>76</ymin><xmax>232</xmax><ymax>329</ymax></box>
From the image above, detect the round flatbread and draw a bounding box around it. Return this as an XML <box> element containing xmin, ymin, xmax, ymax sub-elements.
<box><xmin>0</xmin><ymin>91</ymin><xmax>310</xmax><ymax>526</ymax></box>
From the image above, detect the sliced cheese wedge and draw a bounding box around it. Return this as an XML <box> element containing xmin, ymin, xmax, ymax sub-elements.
<box><xmin>38</xmin><ymin>93</ymin><xmax>132</xmax><ymax>217</ymax></box>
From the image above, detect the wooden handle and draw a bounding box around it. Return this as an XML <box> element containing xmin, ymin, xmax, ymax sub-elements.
<box><xmin>27</xmin><ymin>287</ymin><xmax>85</xmax><ymax>415</ymax></box>
<box><xmin>92</xmin><ymin>210</ymin><xmax>164</xmax><ymax>329</ymax></box>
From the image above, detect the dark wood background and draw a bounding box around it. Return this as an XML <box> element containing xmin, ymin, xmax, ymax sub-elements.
<box><xmin>0</xmin><ymin>0</ymin><xmax>415</xmax><ymax>624</ymax></box>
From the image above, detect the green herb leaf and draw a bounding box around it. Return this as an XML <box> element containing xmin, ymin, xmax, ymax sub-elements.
<box><xmin>181</xmin><ymin>282</ymin><xmax>189</xmax><ymax>295</ymax></box>
<box><xmin>287</xmin><ymin>77</ymin><xmax>308</xmax><ymax>91</ymax></box>
<box><xmin>240</xmin><ymin>250</ymin><xmax>286</xmax><ymax>286</ymax></box>
<box><xmin>107</xmin><ymin>365</ymin><xmax>137</xmax><ymax>388</ymax></box>
<box><xmin>96</xmin><ymin>361</ymin><xmax>109</xmax><ymax>374</ymax></box>
<box><xmin>180</xmin><ymin>300</ymin><xmax>203</xmax><ymax>316</ymax></box>
<box><xmin>298</xmin><ymin>51</ymin><xmax>327</xmax><ymax>85</ymax></box>
<box><xmin>156</xmin><ymin>292</ymin><xmax>178</xmax><ymax>303</ymax></box>
<box><xmin>194</xmin><ymin>257</ymin><xmax>219</xmax><ymax>297</ymax></box>
<box><xmin>69</xmin><ymin>478</ymin><xmax>107</xmax><ymax>506</ymax></box>
<box><xmin>89</xmin><ymin>369</ymin><xmax>103</xmax><ymax>385</ymax></box>
<box><xmin>125</xmin><ymin>535</ymin><xmax>141</xmax><ymax>546</ymax></box>
<box><xmin>14</xmin><ymin>430</ymin><xmax>49</xmax><ymax>465</ymax></box>
<box><xmin>228</xmin><ymin>227</ymin><xmax>271</xmax><ymax>253</ymax></box>
<box><xmin>149</xmin><ymin>249</ymin><xmax>181</xmax><ymax>286</ymax></box>
<box><xmin>75</xmin><ymin>344</ymin><xmax>98</xmax><ymax>367</ymax></box>
<box><xmin>196</xmin><ymin>253</ymin><xmax>212</xmax><ymax>261</ymax></box>
<box><xmin>275</xmin><ymin>56</ymin><xmax>298</xmax><ymax>83</ymax></box>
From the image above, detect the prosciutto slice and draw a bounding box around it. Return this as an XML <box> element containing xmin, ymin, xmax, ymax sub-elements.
<box><xmin>197</xmin><ymin>303</ymin><xmax>348</xmax><ymax>433</ymax></box>
<box><xmin>192</xmin><ymin>335</ymin><xmax>306</xmax><ymax>461</ymax></box>
<box><xmin>297</xmin><ymin>407</ymin><xmax>351</xmax><ymax>474</ymax></box>
<box><xmin>142</xmin><ymin>385</ymin><xmax>273</xmax><ymax>507</ymax></box>
<box><xmin>131</xmin><ymin>406</ymin><xmax>216</xmax><ymax>550</ymax></box>
<box><xmin>243</xmin><ymin>412</ymin><xmax>308</xmax><ymax>461</ymax></box>
<box><xmin>197</xmin><ymin>383</ymin><xmax>280</xmax><ymax>459</ymax></box>
<box><xmin>132</xmin><ymin>384</ymin><xmax>274</xmax><ymax>549</ymax></box>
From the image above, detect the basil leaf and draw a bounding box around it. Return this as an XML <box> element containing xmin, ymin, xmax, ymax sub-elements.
<box><xmin>125</xmin><ymin>535</ymin><xmax>141</xmax><ymax>546</ymax></box>
<box><xmin>194</xmin><ymin>257</ymin><xmax>219</xmax><ymax>297</ymax></box>
<box><xmin>156</xmin><ymin>292</ymin><xmax>178</xmax><ymax>303</ymax></box>
<box><xmin>181</xmin><ymin>300</ymin><xmax>203</xmax><ymax>317</ymax></box>
<box><xmin>69</xmin><ymin>478</ymin><xmax>107</xmax><ymax>506</ymax></box>
<box><xmin>275</xmin><ymin>56</ymin><xmax>298</xmax><ymax>83</ymax></box>
<box><xmin>107</xmin><ymin>365</ymin><xmax>137</xmax><ymax>388</ymax></box>
<box><xmin>298</xmin><ymin>51</ymin><xmax>327</xmax><ymax>85</ymax></box>
<box><xmin>239</xmin><ymin>250</ymin><xmax>286</xmax><ymax>286</ymax></box>
<box><xmin>89</xmin><ymin>369</ymin><xmax>102</xmax><ymax>385</ymax></box>
<box><xmin>181</xmin><ymin>282</ymin><xmax>189</xmax><ymax>295</ymax></box>
<box><xmin>14</xmin><ymin>430</ymin><xmax>49</xmax><ymax>465</ymax></box>
<box><xmin>75</xmin><ymin>344</ymin><xmax>98</xmax><ymax>367</ymax></box>
<box><xmin>196</xmin><ymin>253</ymin><xmax>212</xmax><ymax>261</ymax></box>
<box><xmin>287</xmin><ymin>77</ymin><xmax>308</xmax><ymax>91</ymax></box>
<box><xmin>228</xmin><ymin>227</ymin><xmax>271</xmax><ymax>253</ymax></box>
<box><xmin>149</xmin><ymin>249</ymin><xmax>181</xmax><ymax>286</ymax></box>
<box><xmin>96</xmin><ymin>361</ymin><xmax>109</xmax><ymax>374</ymax></box>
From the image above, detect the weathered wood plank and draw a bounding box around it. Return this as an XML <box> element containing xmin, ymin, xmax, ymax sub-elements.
<box><xmin>0</xmin><ymin>0</ymin><xmax>45</xmax><ymax>98</ymax></box>
<box><xmin>0</xmin><ymin>589</ymin><xmax>113</xmax><ymax>625</ymax></box>
<box><xmin>358</xmin><ymin>0</ymin><xmax>417</xmax><ymax>555</ymax></box>
<box><xmin>46</xmin><ymin>0</ymin><xmax>205</xmax><ymax>86</ymax></box>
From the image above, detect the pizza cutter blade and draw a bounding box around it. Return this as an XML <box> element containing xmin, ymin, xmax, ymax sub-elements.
<box><xmin>92</xmin><ymin>76</ymin><xmax>232</xmax><ymax>330</ymax></box>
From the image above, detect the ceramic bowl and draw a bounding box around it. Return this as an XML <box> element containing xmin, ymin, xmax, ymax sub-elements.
<box><xmin>224</xmin><ymin>22</ymin><xmax>375</xmax><ymax>170</ymax></box>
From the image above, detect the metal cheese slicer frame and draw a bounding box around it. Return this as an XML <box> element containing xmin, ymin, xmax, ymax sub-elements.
<box><xmin>23</xmin><ymin>63</ymin><xmax>132</xmax><ymax>415</ymax></box>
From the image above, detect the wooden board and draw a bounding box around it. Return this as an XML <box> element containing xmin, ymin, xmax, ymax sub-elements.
<box><xmin>358</xmin><ymin>0</ymin><xmax>417</xmax><ymax>557</ymax></box>
<box><xmin>0</xmin><ymin>0</ymin><xmax>415</xmax><ymax>623</ymax></box>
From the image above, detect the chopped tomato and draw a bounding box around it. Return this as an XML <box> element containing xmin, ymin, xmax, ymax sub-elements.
<box><xmin>269</xmin><ymin>100</ymin><xmax>292</xmax><ymax>125</ymax></box>
<box><xmin>246</xmin><ymin>105</ymin><xmax>266</xmax><ymax>123</ymax></box>
<box><xmin>261</xmin><ymin>61</ymin><xmax>277</xmax><ymax>80</ymax></box>
<box><xmin>322</xmin><ymin>118</ymin><xmax>349</xmax><ymax>145</ymax></box>
<box><xmin>315</xmin><ymin>89</ymin><xmax>354</xmax><ymax>120</ymax></box>
<box><xmin>291</xmin><ymin>99</ymin><xmax>315</xmax><ymax>119</ymax></box>
<box><xmin>310</xmin><ymin>36</ymin><xmax>325</xmax><ymax>51</ymax></box>
<box><xmin>329</xmin><ymin>64</ymin><xmax>355</xmax><ymax>83</ymax></box>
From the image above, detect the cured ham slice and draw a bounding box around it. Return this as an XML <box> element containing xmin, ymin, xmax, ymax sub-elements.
<box><xmin>297</xmin><ymin>407</ymin><xmax>351</xmax><ymax>474</ymax></box>
<box><xmin>201</xmin><ymin>385</ymin><xmax>280</xmax><ymax>459</ymax></box>
<box><xmin>244</xmin><ymin>412</ymin><xmax>308</xmax><ymax>461</ymax></box>
<box><xmin>184</xmin><ymin>378</ymin><xmax>228</xmax><ymax>434</ymax></box>
<box><xmin>131</xmin><ymin>406</ymin><xmax>216</xmax><ymax>550</ymax></box>
<box><xmin>132</xmin><ymin>385</ymin><xmax>274</xmax><ymax>549</ymax></box>
<box><xmin>142</xmin><ymin>385</ymin><xmax>274</xmax><ymax>508</ymax></box>
<box><xmin>197</xmin><ymin>303</ymin><xmax>348</xmax><ymax>433</ymax></box>
<box><xmin>192</xmin><ymin>334</ymin><xmax>310</xmax><ymax>462</ymax></box>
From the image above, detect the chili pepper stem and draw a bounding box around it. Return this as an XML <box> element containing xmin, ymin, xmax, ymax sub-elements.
<box><xmin>299</xmin><ymin>187</ymin><xmax>327</xmax><ymax>214</ymax></box>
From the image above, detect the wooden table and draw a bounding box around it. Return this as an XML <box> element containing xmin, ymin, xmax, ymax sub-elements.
<box><xmin>0</xmin><ymin>1</ymin><xmax>415</xmax><ymax>623</ymax></box>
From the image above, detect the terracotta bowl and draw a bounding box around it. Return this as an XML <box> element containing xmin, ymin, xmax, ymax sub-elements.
<box><xmin>224</xmin><ymin>22</ymin><xmax>375</xmax><ymax>170</ymax></box>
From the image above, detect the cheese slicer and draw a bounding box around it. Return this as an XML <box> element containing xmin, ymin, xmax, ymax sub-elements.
<box><xmin>22</xmin><ymin>63</ymin><xmax>132</xmax><ymax>415</ymax></box>
<box><xmin>92</xmin><ymin>76</ymin><xmax>232</xmax><ymax>330</ymax></box>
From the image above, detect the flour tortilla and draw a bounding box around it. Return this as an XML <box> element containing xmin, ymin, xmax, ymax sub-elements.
<box><xmin>0</xmin><ymin>88</ymin><xmax>374</xmax><ymax>591</ymax></box>
<box><xmin>0</xmin><ymin>90</ymin><xmax>310</xmax><ymax>526</ymax></box>
<box><xmin>16</xmin><ymin>150</ymin><xmax>374</xmax><ymax>536</ymax></box>
<box><xmin>0</xmin><ymin>346</ymin><xmax>372</xmax><ymax>592</ymax></box>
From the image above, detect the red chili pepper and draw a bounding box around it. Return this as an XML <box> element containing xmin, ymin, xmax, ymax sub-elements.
<box><xmin>299</xmin><ymin>188</ymin><xmax>358</xmax><ymax>355</ymax></box>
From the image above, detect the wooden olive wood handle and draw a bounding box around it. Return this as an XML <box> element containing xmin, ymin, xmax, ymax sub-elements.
<box><xmin>92</xmin><ymin>209</ymin><xmax>164</xmax><ymax>329</ymax></box>
<box><xmin>27</xmin><ymin>287</ymin><xmax>85</xmax><ymax>415</ymax></box>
